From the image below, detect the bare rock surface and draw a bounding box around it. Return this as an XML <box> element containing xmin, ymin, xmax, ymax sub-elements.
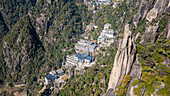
<box><xmin>146</xmin><ymin>8</ymin><xmax>158</xmax><ymax>22</ymax></box>
<box><xmin>126</xmin><ymin>78</ymin><xmax>138</xmax><ymax>96</ymax></box>
<box><xmin>141</xmin><ymin>25</ymin><xmax>159</xmax><ymax>45</ymax></box>
<box><xmin>107</xmin><ymin>24</ymin><xmax>137</xmax><ymax>95</ymax></box>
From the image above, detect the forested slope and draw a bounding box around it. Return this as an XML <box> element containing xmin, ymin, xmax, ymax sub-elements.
<box><xmin>0</xmin><ymin>0</ymin><xmax>92</xmax><ymax>95</ymax></box>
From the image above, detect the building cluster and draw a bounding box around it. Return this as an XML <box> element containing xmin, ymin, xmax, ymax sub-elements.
<box><xmin>88</xmin><ymin>0</ymin><xmax>111</xmax><ymax>5</ymax></box>
<box><xmin>45</xmin><ymin>69</ymin><xmax>65</xmax><ymax>85</ymax></box>
<box><xmin>95</xmin><ymin>0</ymin><xmax>111</xmax><ymax>5</ymax></box>
<box><xmin>75</xmin><ymin>39</ymin><xmax>97</xmax><ymax>53</ymax></box>
<box><xmin>97</xmin><ymin>23</ymin><xmax>115</xmax><ymax>46</ymax></box>
<box><xmin>65</xmin><ymin>53</ymin><xmax>93</xmax><ymax>68</ymax></box>
<box><xmin>84</xmin><ymin>0</ymin><xmax>111</xmax><ymax>11</ymax></box>
<box><xmin>43</xmin><ymin>23</ymin><xmax>114</xmax><ymax>92</ymax></box>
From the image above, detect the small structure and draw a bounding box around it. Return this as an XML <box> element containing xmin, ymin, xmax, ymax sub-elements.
<box><xmin>14</xmin><ymin>82</ymin><xmax>26</xmax><ymax>87</ymax></box>
<box><xmin>86</xmin><ymin>23</ymin><xmax>94</xmax><ymax>31</ymax></box>
<box><xmin>104</xmin><ymin>23</ymin><xmax>111</xmax><ymax>29</ymax></box>
<box><xmin>78</xmin><ymin>39</ymin><xmax>93</xmax><ymax>46</ymax></box>
<box><xmin>96</xmin><ymin>0</ymin><xmax>111</xmax><ymax>5</ymax></box>
<box><xmin>74</xmin><ymin>67</ymin><xmax>82</xmax><ymax>75</ymax></box>
<box><xmin>88</xmin><ymin>45</ymin><xmax>97</xmax><ymax>52</ymax></box>
<box><xmin>85</xmin><ymin>56</ymin><xmax>93</xmax><ymax>64</ymax></box>
<box><xmin>45</xmin><ymin>74</ymin><xmax>54</xmax><ymax>84</ymax></box>
<box><xmin>55</xmin><ymin>79</ymin><xmax>66</xmax><ymax>89</ymax></box>
<box><xmin>84</xmin><ymin>36</ymin><xmax>90</xmax><ymax>39</ymax></box>
<box><xmin>75</xmin><ymin>44</ymin><xmax>88</xmax><ymax>53</ymax></box>
<box><xmin>56</xmin><ymin>69</ymin><xmax>65</xmax><ymax>76</ymax></box>
<box><xmin>49</xmin><ymin>70</ymin><xmax>57</xmax><ymax>76</ymax></box>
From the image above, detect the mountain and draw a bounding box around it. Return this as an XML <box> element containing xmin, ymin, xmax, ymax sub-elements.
<box><xmin>0</xmin><ymin>0</ymin><xmax>169</xmax><ymax>95</ymax></box>
<box><xmin>0</xmin><ymin>0</ymin><xmax>91</xmax><ymax>95</ymax></box>
<box><xmin>107</xmin><ymin>0</ymin><xmax>170</xmax><ymax>96</ymax></box>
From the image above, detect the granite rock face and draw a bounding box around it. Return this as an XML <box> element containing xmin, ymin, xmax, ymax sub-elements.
<box><xmin>146</xmin><ymin>8</ymin><xmax>158</xmax><ymax>22</ymax></box>
<box><xmin>164</xmin><ymin>18</ymin><xmax>170</xmax><ymax>39</ymax></box>
<box><xmin>146</xmin><ymin>0</ymin><xmax>169</xmax><ymax>22</ymax></box>
<box><xmin>106</xmin><ymin>24</ymin><xmax>137</xmax><ymax>96</ymax></box>
<box><xmin>126</xmin><ymin>78</ymin><xmax>138</xmax><ymax>96</ymax></box>
<box><xmin>140</xmin><ymin>25</ymin><xmax>159</xmax><ymax>45</ymax></box>
<box><xmin>106</xmin><ymin>0</ymin><xmax>169</xmax><ymax>96</ymax></box>
<box><xmin>133</xmin><ymin>0</ymin><xmax>169</xmax><ymax>25</ymax></box>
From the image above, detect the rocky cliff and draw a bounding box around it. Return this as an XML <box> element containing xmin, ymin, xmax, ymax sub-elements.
<box><xmin>106</xmin><ymin>23</ymin><xmax>139</xmax><ymax>96</ymax></box>
<box><xmin>107</xmin><ymin>0</ymin><xmax>169</xmax><ymax>95</ymax></box>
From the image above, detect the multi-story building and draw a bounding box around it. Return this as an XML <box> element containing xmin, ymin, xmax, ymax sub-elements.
<box><xmin>65</xmin><ymin>53</ymin><xmax>93</xmax><ymax>68</ymax></box>
<box><xmin>98</xmin><ymin>23</ymin><xmax>114</xmax><ymax>44</ymax></box>
<box><xmin>75</xmin><ymin>39</ymin><xmax>97</xmax><ymax>53</ymax></box>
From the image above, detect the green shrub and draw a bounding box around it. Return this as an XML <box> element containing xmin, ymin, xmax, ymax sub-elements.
<box><xmin>132</xmin><ymin>79</ymin><xmax>140</xmax><ymax>86</ymax></box>
<box><xmin>136</xmin><ymin>44</ymin><xmax>145</xmax><ymax>53</ymax></box>
<box><xmin>151</xmin><ymin>51</ymin><xmax>162</xmax><ymax>63</ymax></box>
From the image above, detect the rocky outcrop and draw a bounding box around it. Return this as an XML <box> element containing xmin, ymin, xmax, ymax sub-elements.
<box><xmin>165</xmin><ymin>1</ymin><xmax>170</xmax><ymax>13</ymax></box>
<box><xmin>140</xmin><ymin>25</ymin><xmax>159</xmax><ymax>45</ymax></box>
<box><xmin>126</xmin><ymin>78</ymin><xmax>138</xmax><ymax>96</ymax></box>
<box><xmin>164</xmin><ymin>18</ymin><xmax>170</xmax><ymax>39</ymax></box>
<box><xmin>106</xmin><ymin>24</ymin><xmax>137</xmax><ymax>96</ymax></box>
<box><xmin>133</xmin><ymin>0</ymin><xmax>169</xmax><ymax>25</ymax></box>
<box><xmin>46</xmin><ymin>0</ymin><xmax>52</xmax><ymax>4</ymax></box>
<box><xmin>146</xmin><ymin>0</ymin><xmax>169</xmax><ymax>22</ymax></box>
<box><xmin>133</xmin><ymin>0</ymin><xmax>148</xmax><ymax>26</ymax></box>
<box><xmin>129</xmin><ymin>59</ymin><xmax>142</xmax><ymax>79</ymax></box>
<box><xmin>120</xmin><ymin>12</ymin><xmax>126</xmax><ymax>25</ymax></box>
<box><xmin>146</xmin><ymin>8</ymin><xmax>158</xmax><ymax>22</ymax></box>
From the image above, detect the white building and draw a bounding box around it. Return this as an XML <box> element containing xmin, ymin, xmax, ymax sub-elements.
<box><xmin>65</xmin><ymin>53</ymin><xmax>93</xmax><ymax>67</ymax></box>
<box><xmin>75</xmin><ymin>39</ymin><xmax>97</xmax><ymax>53</ymax></box>
<box><xmin>101</xmin><ymin>29</ymin><xmax>114</xmax><ymax>38</ymax></box>
<box><xmin>56</xmin><ymin>69</ymin><xmax>65</xmax><ymax>76</ymax></box>
<box><xmin>98</xmin><ymin>0</ymin><xmax>110</xmax><ymax>2</ymax></box>
<box><xmin>49</xmin><ymin>70</ymin><xmax>57</xmax><ymax>76</ymax></box>
<box><xmin>78</xmin><ymin>39</ymin><xmax>93</xmax><ymax>46</ymax></box>
<box><xmin>98</xmin><ymin>23</ymin><xmax>114</xmax><ymax>44</ymax></box>
<box><xmin>96</xmin><ymin>0</ymin><xmax>111</xmax><ymax>5</ymax></box>
<box><xmin>104</xmin><ymin>23</ymin><xmax>111</xmax><ymax>29</ymax></box>
<box><xmin>65</xmin><ymin>54</ymin><xmax>78</xmax><ymax>67</ymax></box>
